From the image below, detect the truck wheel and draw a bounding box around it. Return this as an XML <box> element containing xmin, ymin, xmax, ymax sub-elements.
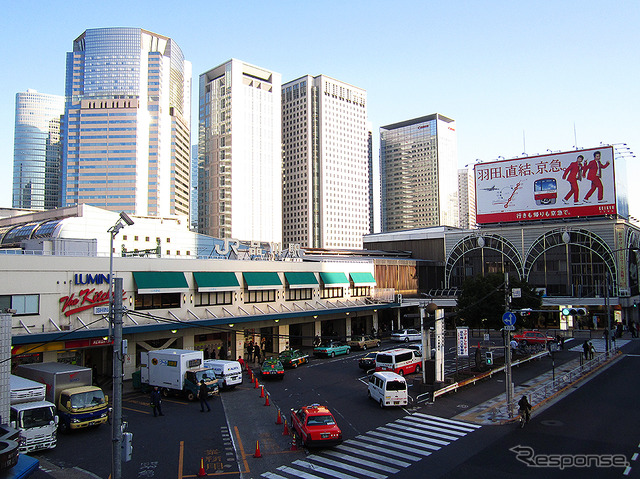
<box><xmin>379</xmin><ymin>399</ymin><xmax>385</xmax><ymax>409</ymax></box>
<box><xmin>186</xmin><ymin>391</ymin><xmax>195</xmax><ymax>401</ymax></box>
<box><xmin>58</xmin><ymin>420</ymin><xmax>69</xmax><ymax>434</ymax></box>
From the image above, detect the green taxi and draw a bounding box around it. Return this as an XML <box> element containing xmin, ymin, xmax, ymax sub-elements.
<box><xmin>260</xmin><ymin>358</ymin><xmax>285</xmax><ymax>380</ymax></box>
<box><xmin>313</xmin><ymin>341</ymin><xmax>351</xmax><ymax>358</ymax></box>
<box><xmin>278</xmin><ymin>349</ymin><xmax>310</xmax><ymax>369</ymax></box>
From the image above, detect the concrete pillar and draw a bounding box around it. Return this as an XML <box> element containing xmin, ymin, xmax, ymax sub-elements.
<box><xmin>396</xmin><ymin>309</ymin><xmax>401</xmax><ymax>330</ymax></box>
<box><xmin>345</xmin><ymin>316</ymin><xmax>352</xmax><ymax>340</ymax></box>
<box><xmin>182</xmin><ymin>333</ymin><xmax>194</xmax><ymax>350</ymax></box>
<box><xmin>277</xmin><ymin>324</ymin><xmax>289</xmax><ymax>352</ymax></box>
<box><xmin>372</xmin><ymin>311</ymin><xmax>379</xmax><ymax>334</ymax></box>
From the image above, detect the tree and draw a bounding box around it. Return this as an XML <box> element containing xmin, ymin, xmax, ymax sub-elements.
<box><xmin>456</xmin><ymin>273</ymin><xmax>542</xmax><ymax>329</ymax></box>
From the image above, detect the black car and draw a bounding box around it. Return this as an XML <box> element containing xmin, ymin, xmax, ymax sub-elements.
<box><xmin>358</xmin><ymin>352</ymin><xmax>378</xmax><ymax>371</ymax></box>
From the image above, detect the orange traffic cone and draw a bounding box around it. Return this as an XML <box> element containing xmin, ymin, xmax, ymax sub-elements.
<box><xmin>260</xmin><ymin>385</ymin><xmax>265</xmax><ymax>398</ymax></box>
<box><xmin>282</xmin><ymin>419</ymin><xmax>290</xmax><ymax>436</ymax></box>
<box><xmin>264</xmin><ymin>393</ymin><xmax>270</xmax><ymax>406</ymax></box>
<box><xmin>197</xmin><ymin>457</ymin><xmax>207</xmax><ymax>477</ymax></box>
<box><xmin>254</xmin><ymin>377</ymin><xmax>259</xmax><ymax>388</ymax></box>
<box><xmin>290</xmin><ymin>432</ymin><xmax>298</xmax><ymax>451</ymax></box>
<box><xmin>276</xmin><ymin>409</ymin><xmax>282</xmax><ymax>424</ymax></box>
<box><xmin>254</xmin><ymin>440</ymin><xmax>262</xmax><ymax>458</ymax></box>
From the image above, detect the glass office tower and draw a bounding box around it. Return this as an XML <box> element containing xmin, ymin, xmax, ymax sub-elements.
<box><xmin>62</xmin><ymin>28</ymin><xmax>192</xmax><ymax>219</ymax></box>
<box><xmin>13</xmin><ymin>90</ymin><xmax>64</xmax><ymax>210</ymax></box>
<box><xmin>380</xmin><ymin>114</ymin><xmax>459</xmax><ymax>231</ymax></box>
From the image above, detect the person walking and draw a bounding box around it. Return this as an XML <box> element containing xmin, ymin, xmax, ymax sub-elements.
<box><xmin>150</xmin><ymin>386</ymin><xmax>163</xmax><ymax>417</ymax></box>
<box><xmin>199</xmin><ymin>380</ymin><xmax>211</xmax><ymax>413</ymax></box>
<box><xmin>582</xmin><ymin>340</ymin><xmax>590</xmax><ymax>360</ymax></box>
<box><xmin>254</xmin><ymin>344</ymin><xmax>261</xmax><ymax>364</ymax></box>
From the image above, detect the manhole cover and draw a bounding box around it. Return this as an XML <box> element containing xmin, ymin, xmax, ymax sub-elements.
<box><xmin>540</xmin><ymin>419</ymin><xmax>564</xmax><ymax>427</ymax></box>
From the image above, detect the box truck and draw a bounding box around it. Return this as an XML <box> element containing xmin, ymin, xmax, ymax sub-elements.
<box><xmin>203</xmin><ymin>359</ymin><xmax>243</xmax><ymax>389</ymax></box>
<box><xmin>9</xmin><ymin>375</ymin><xmax>58</xmax><ymax>452</ymax></box>
<box><xmin>140</xmin><ymin>349</ymin><xmax>220</xmax><ymax>401</ymax></box>
<box><xmin>15</xmin><ymin>363</ymin><xmax>109</xmax><ymax>434</ymax></box>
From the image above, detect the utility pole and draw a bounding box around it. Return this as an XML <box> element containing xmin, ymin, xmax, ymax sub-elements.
<box><xmin>112</xmin><ymin>277</ymin><xmax>123</xmax><ymax>479</ymax></box>
<box><xmin>504</xmin><ymin>272</ymin><xmax>514</xmax><ymax>417</ymax></box>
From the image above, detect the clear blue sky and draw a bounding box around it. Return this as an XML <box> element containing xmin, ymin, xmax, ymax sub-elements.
<box><xmin>2</xmin><ymin>1</ymin><xmax>639</xmax><ymax>221</ymax></box>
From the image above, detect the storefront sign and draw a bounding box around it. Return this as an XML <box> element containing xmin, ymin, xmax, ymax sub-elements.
<box><xmin>60</xmin><ymin>288</ymin><xmax>127</xmax><ymax>317</ymax></box>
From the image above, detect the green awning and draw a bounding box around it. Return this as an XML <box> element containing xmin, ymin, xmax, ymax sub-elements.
<box><xmin>243</xmin><ymin>272</ymin><xmax>282</xmax><ymax>291</ymax></box>
<box><xmin>133</xmin><ymin>271</ymin><xmax>189</xmax><ymax>294</ymax></box>
<box><xmin>319</xmin><ymin>272</ymin><xmax>350</xmax><ymax>286</ymax></box>
<box><xmin>284</xmin><ymin>272</ymin><xmax>319</xmax><ymax>289</ymax></box>
<box><xmin>350</xmin><ymin>272</ymin><xmax>377</xmax><ymax>286</ymax></box>
<box><xmin>193</xmin><ymin>272</ymin><xmax>240</xmax><ymax>292</ymax></box>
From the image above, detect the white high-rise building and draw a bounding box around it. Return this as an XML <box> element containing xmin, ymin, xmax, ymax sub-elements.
<box><xmin>282</xmin><ymin>75</ymin><xmax>369</xmax><ymax>249</ymax></box>
<box><xmin>13</xmin><ymin>90</ymin><xmax>65</xmax><ymax>210</ymax></box>
<box><xmin>380</xmin><ymin>114</ymin><xmax>458</xmax><ymax>231</ymax></box>
<box><xmin>198</xmin><ymin>59</ymin><xmax>282</xmax><ymax>243</ymax></box>
<box><xmin>458</xmin><ymin>168</ymin><xmax>476</xmax><ymax>229</ymax></box>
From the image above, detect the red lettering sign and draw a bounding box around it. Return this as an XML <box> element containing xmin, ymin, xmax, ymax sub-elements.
<box><xmin>60</xmin><ymin>289</ymin><xmax>127</xmax><ymax>317</ymax></box>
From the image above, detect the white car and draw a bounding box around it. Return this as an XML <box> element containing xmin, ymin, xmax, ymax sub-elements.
<box><xmin>390</xmin><ymin>329</ymin><xmax>421</xmax><ymax>342</ymax></box>
<box><xmin>405</xmin><ymin>342</ymin><xmax>435</xmax><ymax>359</ymax></box>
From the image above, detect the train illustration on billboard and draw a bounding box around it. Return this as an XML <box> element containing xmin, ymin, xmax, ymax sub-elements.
<box><xmin>474</xmin><ymin>147</ymin><xmax>618</xmax><ymax>224</ymax></box>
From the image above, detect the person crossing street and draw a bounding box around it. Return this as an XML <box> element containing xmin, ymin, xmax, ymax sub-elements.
<box><xmin>199</xmin><ymin>379</ymin><xmax>211</xmax><ymax>412</ymax></box>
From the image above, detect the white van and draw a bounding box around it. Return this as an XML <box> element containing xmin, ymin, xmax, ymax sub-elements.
<box><xmin>203</xmin><ymin>360</ymin><xmax>243</xmax><ymax>389</ymax></box>
<box><xmin>367</xmin><ymin>371</ymin><xmax>408</xmax><ymax>408</ymax></box>
<box><xmin>375</xmin><ymin>348</ymin><xmax>422</xmax><ymax>376</ymax></box>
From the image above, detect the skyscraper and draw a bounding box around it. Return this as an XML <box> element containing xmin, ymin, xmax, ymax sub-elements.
<box><xmin>13</xmin><ymin>90</ymin><xmax>64</xmax><ymax>210</ymax></box>
<box><xmin>62</xmin><ymin>27</ymin><xmax>192</xmax><ymax>218</ymax></box>
<box><xmin>458</xmin><ymin>168</ymin><xmax>476</xmax><ymax>229</ymax></box>
<box><xmin>282</xmin><ymin>75</ymin><xmax>369</xmax><ymax>249</ymax></box>
<box><xmin>380</xmin><ymin>114</ymin><xmax>458</xmax><ymax>231</ymax></box>
<box><xmin>198</xmin><ymin>59</ymin><xmax>282</xmax><ymax>243</ymax></box>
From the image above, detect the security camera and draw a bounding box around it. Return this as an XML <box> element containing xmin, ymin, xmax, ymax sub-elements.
<box><xmin>119</xmin><ymin>212</ymin><xmax>134</xmax><ymax>226</ymax></box>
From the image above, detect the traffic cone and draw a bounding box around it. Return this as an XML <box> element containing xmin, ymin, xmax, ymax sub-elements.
<box><xmin>259</xmin><ymin>385</ymin><xmax>265</xmax><ymax>398</ymax></box>
<box><xmin>282</xmin><ymin>419</ymin><xmax>290</xmax><ymax>436</ymax></box>
<box><xmin>197</xmin><ymin>457</ymin><xmax>207</xmax><ymax>477</ymax></box>
<box><xmin>264</xmin><ymin>393</ymin><xmax>270</xmax><ymax>406</ymax></box>
<box><xmin>276</xmin><ymin>409</ymin><xmax>282</xmax><ymax>424</ymax></box>
<box><xmin>253</xmin><ymin>440</ymin><xmax>262</xmax><ymax>458</ymax></box>
<box><xmin>254</xmin><ymin>377</ymin><xmax>259</xmax><ymax>388</ymax></box>
<box><xmin>290</xmin><ymin>432</ymin><xmax>298</xmax><ymax>451</ymax></box>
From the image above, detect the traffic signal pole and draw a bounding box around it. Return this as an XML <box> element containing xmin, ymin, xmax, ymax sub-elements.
<box><xmin>504</xmin><ymin>273</ymin><xmax>514</xmax><ymax>418</ymax></box>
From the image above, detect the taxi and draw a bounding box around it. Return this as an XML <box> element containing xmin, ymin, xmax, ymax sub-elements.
<box><xmin>290</xmin><ymin>403</ymin><xmax>343</xmax><ymax>447</ymax></box>
<box><xmin>278</xmin><ymin>349</ymin><xmax>309</xmax><ymax>368</ymax></box>
<box><xmin>260</xmin><ymin>358</ymin><xmax>285</xmax><ymax>380</ymax></box>
<box><xmin>313</xmin><ymin>341</ymin><xmax>350</xmax><ymax>358</ymax></box>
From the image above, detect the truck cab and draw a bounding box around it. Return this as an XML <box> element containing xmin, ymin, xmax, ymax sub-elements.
<box><xmin>58</xmin><ymin>386</ymin><xmax>109</xmax><ymax>433</ymax></box>
<box><xmin>184</xmin><ymin>368</ymin><xmax>220</xmax><ymax>401</ymax></box>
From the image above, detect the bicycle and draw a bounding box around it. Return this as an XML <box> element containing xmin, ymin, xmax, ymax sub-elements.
<box><xmin>518</xmin><ymin>406</ymin><xmax>530</xmax><ymax>428</ymax></box>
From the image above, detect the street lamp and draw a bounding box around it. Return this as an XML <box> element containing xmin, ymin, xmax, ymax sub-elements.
<box><xmin>108</xmin><ymin>212</ymin><xmax>133</xmax><ymax>479</ymax></box>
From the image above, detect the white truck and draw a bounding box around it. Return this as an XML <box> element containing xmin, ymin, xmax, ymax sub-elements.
<box><xmin>16</xmin><ymin>362</ymin><xmax>109</xmax><ymax>434</ymax></box>
<box><xmin>9</xmin><ymin>375</ymin><xmax>58</xmax><ymax>452</ymax></box>
<box><xmin>203</xmin><ymin>359</ymin><xmax>243</xmax><ymax>389</ymax></box>
<box><xmin>140</xmin><ymin>349</ymin><xmax>220</xmax><ymax>401</ymax></box>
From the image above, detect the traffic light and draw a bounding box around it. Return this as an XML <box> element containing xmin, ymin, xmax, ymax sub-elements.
<box><xmin>485</xmin><ymin>351</ymin><xmax>493</xmax><ymax>366</ymax></box>
<box><xmin>122</xmin><ymin>432</ymin><xmax>133</xmax><ymax>462</ymax></box>
<box><xmin>561</xmin><ymin>307</ymin><xmax>587</xmax><ymax>316</ymax></box>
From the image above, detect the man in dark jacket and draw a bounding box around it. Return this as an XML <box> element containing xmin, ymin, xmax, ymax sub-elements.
<box><xmin>199</xmin><ymin>380</ymin><xmax>211</xmax><ymax>412</ymax></box>
<box><xmin>150</xmin><ymin>386</ymin><xmax>163</xmax><ymax>417</ymax></box>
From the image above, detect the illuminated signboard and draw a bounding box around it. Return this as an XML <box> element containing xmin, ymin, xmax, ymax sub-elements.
<box><xmin>475</xmin><ymin>146</ymin><xmax>616</xmax><ymax>224</ymax></box>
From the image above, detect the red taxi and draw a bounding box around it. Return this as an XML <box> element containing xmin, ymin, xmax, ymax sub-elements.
<box><xmin>290</xmin><ymin>404</ymin><xmax>342</xmax><ymax>447</ymax></box>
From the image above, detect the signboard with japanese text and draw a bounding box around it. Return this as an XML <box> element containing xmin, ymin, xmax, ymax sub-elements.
<box><xmin>456</xmin><ymin>327</ymin><xmax>469</xmax><ymax>357</ymax></box>
<box><xmin>475</xmin><ymin>147</ymin><xmax>616</xmax><ymax>224</ymax></box>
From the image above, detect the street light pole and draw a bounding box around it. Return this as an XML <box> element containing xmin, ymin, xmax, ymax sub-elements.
<box><xmin>504</xmin><ymin>272</ymin><xmax>514</xmax><ymax>418</ymax></box>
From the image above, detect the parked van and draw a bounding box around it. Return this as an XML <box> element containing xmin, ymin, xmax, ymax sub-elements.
<box><xmin>203</xmin><ymin>359</ymin><xmax>243</xmax><ymax>389</ymax></box>
<box><xmin>367</xmin><ymin>371</ymin><xmax>408</xmax><ymax>408</ymax></box>
<box><xmin>375</xmin><ymin>348</ymin><xmax>421</xmax><ymax>376</ymax></box>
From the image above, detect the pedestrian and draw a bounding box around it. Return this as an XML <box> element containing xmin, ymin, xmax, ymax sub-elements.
<box><xmin>150</xmin><ymin>386</ymin><xmax>163</xmax><ymax>417</ymax></box>
<box><xmin>219</xmin><ymin>344</ymin><xmax>226</xmax><ymax>360</ymax></box>
<box><xmin>238</xmin><ymin>356</ymin><xmax>245</xmax><ymax>367</ymax></box>
<box><xmin>589</xmin><ymin>341</ymin><xmax>596</xmax><ymax>360</ymax></box>
<box><xmin>254</xmin><ymin>344</ymin><xmax>261</xmax><ymax>364</ymax></box>
<box><xmin>582</xmin><ymin>340</ymin><xmax>590</xmax><ymax>360</ymax></box>
<box><xmin>203</xmin><ymin>347</ymin><xmax>210</xmax><ymax>360</ymax></box>
<box><xmin>371</xmin><ymin>327</ymin><xmax>376</xmax><ymax>338</ymax></box>
<box><xmin>510</xmin><ymin>338</ymin><xmax>518</xmax><ymax>356</ymax></box>
<box><xmin>199</xmin><ymin>380</ymin><xmax>211</xmax><ymax>412</ymax></box>
<box><xmin>247</xmin><ymin>342</ymin><xmax>254</xmax><ymax>362</ymax></box>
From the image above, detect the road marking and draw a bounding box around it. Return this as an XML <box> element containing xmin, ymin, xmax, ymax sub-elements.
<box><xmin>346</xmin><ymin>438</ymin><xmax>422</xmax><ymax>461</ymax></box>
<box><xmin>368</xmin><ymin>429</ymin><xmax>440</xmax><ymax>451</ymax></box>
<box><xmin>306</xmin><ymin>455</ymin><xmax>387</xmax><ymax>479</ymax></box>
<box><xmin>279</xmin><ymin>463</ymin><xmax>339</xmax><ymax>479</ymax></box>
<box><xmin>178</xmin><ymin>440</ymin><xmax>184</xmax><ymax>479</ymax></box>
<box><xmin>261</xmin><ymin>473</ymin><xmax>289</xmax><ymax>479</ymax></box>
<box><xmin>320</xmin><ymin>449</ymin><xmax>400</xmax><ymax>473</ymax></box>
<box><xmin>390</xmin><ymin>421</ymin><xmax>459</xmax><ymax>441</ymax></box>
<box><xmin>233</xmin><ymin>425</ymin><xmax>250</xmax><ymax>474</ymax></box>
<box><xmin>378</xmin><ymin>425</ymin><xmax>450</xmax><ymax>446</ymax></box>
<box><xmin>122</xmin><ymin>405</ymin><xmax>150</xmax><ymax>415</ymax></box>
<box><xmin>334</xmin><ymin>444</ymin><xmax>411</xmax><ymax>467</ymax></box>
<box><xmin>414</xmin><ymin>413</ymin><xmax>482</xmax><ymax>429</ymax></box>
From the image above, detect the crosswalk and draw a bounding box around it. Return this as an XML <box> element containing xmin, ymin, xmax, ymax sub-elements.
<box><xmin>261</xmin><ymin>413</ymin><xmax>480</xmax><ymax>479</ymax></box>
<box><xmin>568</xmin><ymin>338</ymin><xmax>630</xmax><ymax>353</ymax></box>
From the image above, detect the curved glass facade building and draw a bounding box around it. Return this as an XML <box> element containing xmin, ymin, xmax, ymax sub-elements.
<box><xmin>63</xmin><ymin>27</ymin><xmax>192</xmax><ymax>220</ymax></box>
<box><xmin>13</xmin><ymin>90</ymin><xmax>64</xmax><ymax>210</ymax></box>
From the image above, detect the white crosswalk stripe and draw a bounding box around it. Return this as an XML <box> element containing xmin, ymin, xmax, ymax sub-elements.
<box><xmin>261</xmin><ymin>413</ymin><xmax>480</xmax><ymax>479</ymax></box>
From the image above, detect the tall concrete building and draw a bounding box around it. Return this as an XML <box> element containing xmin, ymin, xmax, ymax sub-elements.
<box><xmin>282</xmin><ymin>75</ymin><xmax>369</xmax><ymax>249</ymax></box>
<box><xmin>380</xmin><ymin>114</ymin><xmax>458</xmax><ymax>231</ymax></box>
<box><xmin>62</xmin><ymin>27</ymin><xmax>192</xmax><ymax>219</ymax></box>
<box><xmin>13</xmin><ymin>90</ymin><xmax>65</xmax><ymax>210</ymax></box>
<box><xmin>458</xmin><ymin>168</ymin><xmax>476</xmax><ymax>229</ymax></box>
<box><xmin>198</xmin><ymin>59</ymin><xmax>282</xmax><ymax>243</ymax></box>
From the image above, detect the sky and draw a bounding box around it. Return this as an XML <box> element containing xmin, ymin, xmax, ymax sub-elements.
<box><xmin>2</xmin><ymin>0</ymin><xmax>639</xmax><ymax>223</ymax></box>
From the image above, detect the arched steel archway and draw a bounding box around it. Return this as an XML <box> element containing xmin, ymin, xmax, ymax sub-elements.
<box><xmin>445</xmin><ymin>234</ymin><xmax>524</xmax><ymax>288</ymax></box>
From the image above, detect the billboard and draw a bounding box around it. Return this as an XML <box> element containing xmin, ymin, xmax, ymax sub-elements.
<box><xmin>475</xmin><ymin>146</ymin><xmax>616</xmax><ymax>224</ymax></box>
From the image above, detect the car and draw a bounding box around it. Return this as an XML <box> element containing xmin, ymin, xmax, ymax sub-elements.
<box><xmin>347</xmin><ymin>335</ymin><xmax>381</xmax><ymax>350</ymax></box>
<box><xmin>405</xmin><ymin>342</ymin><xmax>435</xmax><ymax>359</ymax></box>
<box><xmin>278</xmin><ymin>349</ymin><xmax>310</xmax><ymax>368</ymax></box>
<box><xmin>290</xmin><ymin>403</ymin><xmax>343</xmax><ymax>447</ymax></box>
<box><xmin>260</xmin><ymin>358</ymin><xmax>285</xmax><ymax>379</ymax></box>
<box><xmin>390</xmin><ymin>329</ymin><xmax>422</xmax><ymax>342</ymax></box>
<box><xmin>358</xmin><ymin>351</ymin><xmax>378</xmax><ymax>371</ymax></box>
<box><xmin>513</xmin><ymin>330</ymin><xmax>556</xmax><ymax>346</ymax></box>
<box><xmin>313</xmin><ymin>341</ymin><xmax>351</xmax><ymax>358</ymax></box>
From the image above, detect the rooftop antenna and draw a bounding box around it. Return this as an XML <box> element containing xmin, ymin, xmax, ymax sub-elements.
<box><xmin>522</xmin><ymin>130</ymin><xmax>526</xmax><ymax>156</ymax></box>
<box><xmin>573</xmin><ymin>122</ymin><xmax>578</xmax><ymax>149</ymax></box>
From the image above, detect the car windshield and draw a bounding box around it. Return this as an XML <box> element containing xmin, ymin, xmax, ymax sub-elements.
<box><xmin>280</xmin><ymin>351</ymin><xmax>292</xmax><ymax>357</ymax></box>
<box><xmin>195</xmin><ymin>370</ymin><xmax>216</xmax><ymax>382</ymax></box>
<box><xmin>352</xmin><ymin>336</ymin><xmax>363</xmax><ymax>341</ymax></box>
<box><xmin>19</xmin><ymin>405</ymin><xmax>56</xmax><ymax>428</ymax></box>
<box><xmin>306</xmin><ymin>414</ymin><xmax>336</xmax><ymax>426</ymax></box>
<box><xmin>70</xmin><ymin>390</ymin><xmax>105</xmax><ymax>408</ymax></box>
<box><xmin>387</xmin><ymin>380</ymin><xmax>407</xmax><ymax>391</ymax></box>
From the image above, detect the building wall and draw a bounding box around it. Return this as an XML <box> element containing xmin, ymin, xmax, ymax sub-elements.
<box><xmin>458</xmin><ymin>168</ymin><xmax>476</xmax><ymax>229</ymax></box>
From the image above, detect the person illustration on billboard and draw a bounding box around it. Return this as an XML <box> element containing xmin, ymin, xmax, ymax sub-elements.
<box><xmin>582</xmin><ymin>150</ymin><xmax>610</xmax><ymax>203</ymax></box>
<box><xmin>562</xmin><ymin>155</ymin><xmax>584</xmax><ymax>204</ymax></box>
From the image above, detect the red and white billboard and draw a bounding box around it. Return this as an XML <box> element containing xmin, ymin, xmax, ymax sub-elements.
<box><xmin>475</xmin><ymin>146</ymin><xmax>616</xmax><ymax>224</ymax></box>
